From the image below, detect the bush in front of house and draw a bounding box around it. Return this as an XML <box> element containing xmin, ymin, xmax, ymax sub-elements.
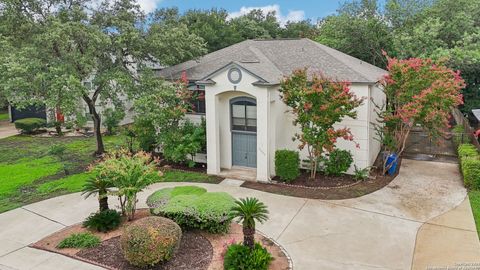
<box><xmin>57</xmin><ymin>232</ymin><xmax>101</xmax><ymax>249</ymax></box>
<box><xmin>147</xmin><ymin>186</ymin><xmax>235</xmax><ymax>233</ymax></box>
<box><xmin>121</xmin><ymin>216</ymin><xmax>182</xmax><ymax>268</ymax></box>
<box><xmin>458</xmin><ymin>144</ymin><xmax>478</xmax><ymax>159</ymax></box>
<box><xmin>83</xmin><ymin>210</ymin><xmax>121</xmax><ymax>232</ymax></box>
<box><xmin>14</xmin><ymin>117</ymin><xmax>46</xmax><ymax>134</ymax></box>
<box><xmin>462</xmin><ymin>158</ymin><xmax>480</xmax><ymax>190</ymax></box>
<box><xmin>275</xmin><ymin>150</ymin><xmax>300</xmax><ymax>182</ymax></box>
<box><xmin>323</xmin><ymin>149</ymin><xmax>353</xmax><ymax>176</ymax></box>
<box><xmin>223</xmin><ymin>243</ymin><xmax>273</xmax><ymax>270</ymax></box>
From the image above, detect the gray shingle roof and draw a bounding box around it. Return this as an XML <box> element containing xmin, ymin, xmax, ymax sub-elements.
<box><xmin>158</xmin><ymin>38</ymin><xmax>387</xmax><ymax>84</ymax></box>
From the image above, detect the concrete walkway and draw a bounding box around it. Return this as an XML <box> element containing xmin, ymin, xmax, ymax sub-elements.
<box><xmin>0</xmin><ymin>159</ymin><xmax>478</xmax><ymax>270</ymax></box>
<box><xmin>0</xmin><ymin>121</ymin><xmax>18</xmax><ymax>139</ymax></box>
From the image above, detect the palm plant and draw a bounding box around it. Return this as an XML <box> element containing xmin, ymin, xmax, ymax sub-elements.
<box><xmin>230</xmin><ymin>197</ymin><xmax>269</xmax><ymax>249</ymax></box>
<box><xmin>82</xmin><ymin>177</ymin><xmax>113</xmax><ymax>212</ymax></box>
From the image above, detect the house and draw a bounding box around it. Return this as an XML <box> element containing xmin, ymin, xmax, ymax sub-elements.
<box><xmin>158</xmin><ymin>38</ymin><xmax>387</xmax><ymax>182</ymax></box>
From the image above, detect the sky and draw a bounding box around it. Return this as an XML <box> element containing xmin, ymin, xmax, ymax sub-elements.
<box><xmin>136</xmin><ymin>0</ymin><xmax>347</xmax><ymax>24</ymax></box>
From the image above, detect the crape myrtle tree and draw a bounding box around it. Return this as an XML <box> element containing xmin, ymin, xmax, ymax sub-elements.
<box><xmin>377</xmin><ymin>54</ymin><xmax>465</xmax><ymax>173</ymax></box>
<box><xmin>0</xmin><ymin>0</ymin><xmax>205</xmax><ymax>155</ymax></box>
<box><xmin>280</xmin><ymin>69</ymin><xmax>363</xmax><ymax>179</ymax></box>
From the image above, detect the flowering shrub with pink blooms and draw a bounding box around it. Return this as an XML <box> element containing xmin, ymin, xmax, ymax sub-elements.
<box><xmin>280</xmin><ymin>69</ymin><xmax>363</xmax><ymax>179</ymax></box>
<box><xmin>378</xmin><ymin>54</ymin><xmax>465</xmax><ymax>172</ymax></box>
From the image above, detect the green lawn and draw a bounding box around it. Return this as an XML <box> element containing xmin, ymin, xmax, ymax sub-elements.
<box><xmin>0</xmin><ymin>134</ymin><xmax>218</xmax><ymax>213</ymax></box>
<box><xmin>0</xmin><ymin>111</ymin><xmax>8</xmax><ymax>121</ymax></box>
<box><xmin>469</xmin><ymin>191</ymin><xmax>480</xmax><ymax>237</ymax></box>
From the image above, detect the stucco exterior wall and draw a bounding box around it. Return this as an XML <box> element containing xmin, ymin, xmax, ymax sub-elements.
<box><xmin>273</xmin><ymin>84</ymin><xmax>373</xmax><ymax>174</ymax></box>
<box><xmin>368</xmin><ymin>84</ymin><xmax>386</xmax><ymax>165</ymax></box>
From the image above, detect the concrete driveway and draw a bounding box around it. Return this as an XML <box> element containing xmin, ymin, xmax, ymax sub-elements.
<box><xmin>0</xmin><ymin>121</ymin><xmax>18</xmax><ymax>139</ymax></box>
<box><xmin>0</xmin><ymin>159</ymin><xmax>478</xmax><ymax>270</ymax></box>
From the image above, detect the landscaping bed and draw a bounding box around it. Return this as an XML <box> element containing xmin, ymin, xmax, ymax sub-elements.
<box><xmin>242</xmin><ymin>162</ymin><xmax>399</xmax><ymax>200</ymax></box>
<box><xmin>31</xmin><ymin>209</ymin><xmax>290</xmax><ymax>270</ymax></box>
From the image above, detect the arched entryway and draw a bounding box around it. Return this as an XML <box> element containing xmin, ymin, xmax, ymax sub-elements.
<box><xmin>230</xmin><ymin>97</ymin><xmax>257</xmax><ymax>168</ymax></box>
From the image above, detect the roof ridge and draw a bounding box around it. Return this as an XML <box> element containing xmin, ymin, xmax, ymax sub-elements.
<box><xmin>304</xmin><ymin>38</ymin><xmax>383</xmax><ymax>82</ymax></box>
<box><xmin>247</xmin><ymin>46</ymin><xmax>283</xmax><ymax>83</ymax></box>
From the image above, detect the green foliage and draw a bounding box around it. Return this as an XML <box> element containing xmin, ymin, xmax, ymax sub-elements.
<box><xmin>457</xmin><ymin>144</ymin><xmax>480</xmax><ymax>189</ymax></box>
<box><xmin>57</xmin><ymin>233</ymin><xmax>100</xmax><ymax>249</ymax></box>
<box><xmin>223</xmin><ymin>243</ymin><xmax>273</xmax><ymax>270</ymax></box>
<box><xmin>147</xmin><ymin>186</ymin><xmax>235</xmax><ymax>233</ymax></box>
<box><xmin>0</xmin><ymin>112</ymin><xmax>9</xmax><ymax>121</ymax></box>
<box><xmin>14</xmin><ymin>118</ymin><xmax>46</xmax><ymax>134</ymax></box>
<box><xmin>74</xmin><ymin>113</ymin><xmax>88</xmax><ymax>130</ymax></box>
<box><xmin>322</xmin><ymin>149</ymin><xmax>353</xmax><ymax>176</ymax></box>
<box><xmin>133</xmin><ymin>117</ymin><xmax>157</xmax><ymax>152</ymax></box>
<box><xmin>121</xmin><ymin>216</ymin><xmax>182</xmax><ymax>267</ymax></box>
<box><xmin>0</xmin><ymin>0</ymin><xmax>206</xmax><ymax>154</ymax></box>
<box><xmin>82</xmin><ymin>174</ymin><xmax>114</xmax><ymax>212</ymax></box>
<box><xmin>280</xmin><ymin>70</ymin><xmax>362</xmax><ymax>179</ymax></box>
<box><xmin>353</xmin><ymin>165</ymin><xmax>370</xmax><ymax>181</ymax></box>
<box><xmin>83</xmin><ymin>210</ymin><xmax>121</xmax><ymax>232</ymax></box>
<box><xmin>102</xmin><ymin>108</ymin><xmax>125</xmax><ymax>135</ymax></box>
<box><xmin>452</xmin><ymin>125</ymin><xmax>466</xmax><ymax>145</ymax></box>
<box><xmin>161</xmin><ymin>120</ymin><xmax>206</xmax><ymax>167</ymax></box>
<box><xmin>230</xmin><ymin>197</ymin><xmax>269</xmax><ymax>249</ymax></box>
<box><xmin>274</xmin><ymin>150</ymin><xmax>300</xmax><ymax>182</ymax></box>
<box><xmin>91</xmin><ymin>150</ymin><xmax>161</xmax><ymax>220</ymax></box>
<box><xmin>316</xmin><ymin>6</ymin><xmax>392</xmax><ymax>68</ymax></box>
<box><xmin>458</xmin><ymin>144</ymin><xmax>479</xmax><ymax>159</ymax></box>
<box><xmin>462</xmin><ymin>158</ymin><xmax>480</xmax><ymax>190</ymax></box>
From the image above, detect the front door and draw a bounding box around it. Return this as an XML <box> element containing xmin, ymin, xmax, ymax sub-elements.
<box><xmin>231</xmin><ymin>97</ymin><xmax>257</xmax><ymax>168</ymax></box>
<box><xmin>232</xmin><ymin>133</ymin><xmax>257</xmax><ymax>167</ymax></box>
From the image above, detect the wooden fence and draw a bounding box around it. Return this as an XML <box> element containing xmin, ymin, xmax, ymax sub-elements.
<box><xmin>452</xmin><ymin>108</ymin><xmax>480</xmax><ymax>150</ymax></box>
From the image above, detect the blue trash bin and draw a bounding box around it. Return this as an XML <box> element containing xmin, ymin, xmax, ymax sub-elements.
<box><xmin>385</xmin><ymin>153</ymin><xmax>398</xmax><ymax>175</ymax></box>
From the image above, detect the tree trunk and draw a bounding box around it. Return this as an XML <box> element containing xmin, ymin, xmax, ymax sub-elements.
<box><xmin>85</xmin><ymin>100</ymin><xmax>105</xmax><ymax>155</ymax></box>
<box><xmin>243</xmin><ymin>226</ymin><xmax>255</xmax><ymax>249</ymax></box>
<box><xmin>99</xmin><ymin>196</ymin><xmax>109</xmax><ymax>212</ymax></box>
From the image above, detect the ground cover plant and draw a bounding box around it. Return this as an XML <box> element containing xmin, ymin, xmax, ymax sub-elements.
<box><xmin>147</xmin><ymin>186</ymin><xmax>235</xmax><ymax>233</ymax></box>
<box><xmin>57</xmin><ymin>233</ymin><xmax>101</xmax><ymax>249</ymax></box>
<box><xmin>83</xmin><ymin>210</ymin><xmax>122</xmax><ymax>232</ymax></box>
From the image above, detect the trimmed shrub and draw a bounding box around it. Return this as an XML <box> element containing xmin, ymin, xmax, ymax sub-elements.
<box><xmin>223</xmin><ymin>243</ymin><xmax>273</xmax><ymax>270</ymax></box>
<box><xmin>57</xmin><ymin>232</ymin><xmax>100</xmax><ymax>249</ymax></box>
<box><xmin>147</xmin><ymin>186</ymin><xmax>234</xmax><ymax>233</ymax></box>
<box><xmin>458</xmin><ymin>144</ymin><xmax>478</xmax><ymax>159</ymax></box>
<box><xmin>83</xmin><ymin>210</ymin><xmax>121</xmax><ymax>232</ymax></box>
<box><xmin>121</xmin><ymin>216</ymin><xmax>181</xmax><ymax>267</ymax></box>
<box><xmin>462</xmin><ymin>158</ymin><xmax>480</xmax><ymax>189</ymax></box>
<box><xmin>14</xmin><ymin>118</ymin><xmax>46</xmax><ymax>134</ymax></box>
<box><xmin>323</xmin><ymin>149</ymin><xmax>353</xmax><ymax>176</ymax></box>
<box><xmin>275</xmin><ymin>150</ymin><xmax>300</xmax><ymax>182</ymax></box>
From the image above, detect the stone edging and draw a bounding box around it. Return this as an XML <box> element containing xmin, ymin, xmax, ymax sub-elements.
<box><xmin>270</xmin><ymin>179</ymin><xmax>362</xmax><ymax>190</ymax></box>
<box><xmin>257</xmin><ymin>230</ymin><xmax>294</xmax><ymax>270</ymax></box>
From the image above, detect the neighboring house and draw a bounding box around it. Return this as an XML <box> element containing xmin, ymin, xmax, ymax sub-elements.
<box><xmin>158</xmin><ymin>38</ymin><xmax>387</xmax><ymax>182</ymax></box>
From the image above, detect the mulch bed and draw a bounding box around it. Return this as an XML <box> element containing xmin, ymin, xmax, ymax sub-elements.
<box><xmin>31</xmin><ymin>209</ymin><xmax>290</xmax><ymax>270</ymax></box>
<box><xmin>242</xmin><ymin>158</ymin><xmax>401</xmax><ymax>200</ymax></box>
<box><xmin>154</xmin><ymin>152</ymin><xmax>208</xmax><ymax>173</ymax></box>
<box><xmin>77</xmin><ymin>232</ymin><xmax>212</xmax><ymax>270</ymax></box>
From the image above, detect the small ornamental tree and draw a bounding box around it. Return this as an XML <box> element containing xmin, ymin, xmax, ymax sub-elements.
<box><xmin>280</xmin><ymin>69</ymin><xmax>363</xmax><ymax>179</ymax></box>
<box><xmin>377</xmin><ymin>54</ymin><xmax>465</xmax><ymax>173</ymax></box>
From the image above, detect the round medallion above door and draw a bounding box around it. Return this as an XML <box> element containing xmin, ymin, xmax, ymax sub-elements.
<box><xmin>227</xmin><ymin>67</ymin><xmax>242</xmax><ymax>84</ymax></box>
